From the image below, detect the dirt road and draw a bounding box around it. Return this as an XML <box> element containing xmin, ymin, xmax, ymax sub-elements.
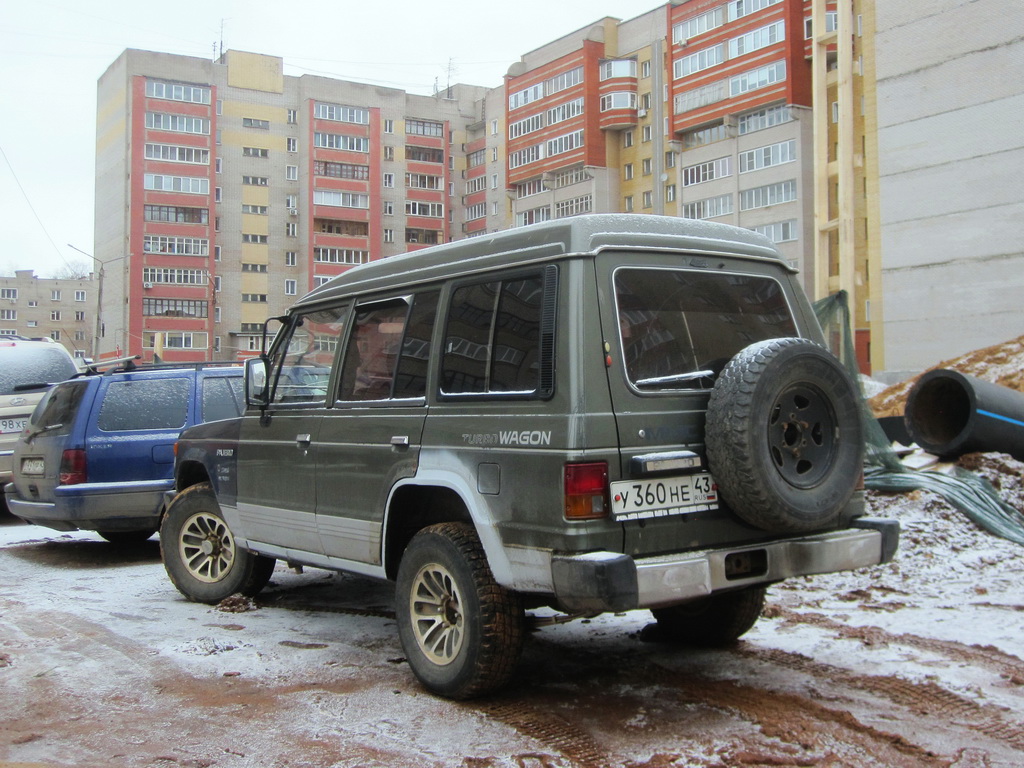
<box><xmin>2</xmin><ymin>492</ymin><xmax>1023</xmax><ymax>767</ymax></box>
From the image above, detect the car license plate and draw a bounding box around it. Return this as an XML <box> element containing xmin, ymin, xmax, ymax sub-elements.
<box><xmin>1</xmin><ymin>417</ymin><xmax>27</xmax><ymax>435</ymax></box>
<box><xmin>611</xmin><ymin>473</ymin><xmax>718</xmax><ymax>520</ymax></box>
<box><xmin>21</xmin><ymin>457</ymin><xmax>44</xmax><ymax>475</ymax></box>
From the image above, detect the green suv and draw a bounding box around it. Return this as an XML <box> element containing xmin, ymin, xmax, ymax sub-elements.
<box><xmin>160</xmin><ymin>215</ymin><xmax>898</xmax><ymax>698</ymax></box>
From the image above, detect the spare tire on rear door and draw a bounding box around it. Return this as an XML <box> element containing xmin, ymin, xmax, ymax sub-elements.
<box><xmin>705</xmin><ymin>337</ymin><xmax>863</xmax><ymax>533</ymax></box>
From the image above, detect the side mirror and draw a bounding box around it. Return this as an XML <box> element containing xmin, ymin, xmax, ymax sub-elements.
<box><xmin>244</xmin><ymin>356</ymin><xmax>269</xmax><ymax>407</ymax></box>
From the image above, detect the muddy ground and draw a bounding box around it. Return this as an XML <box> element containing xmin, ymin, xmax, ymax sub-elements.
<box><xmin>2</xmin><ymin>481</ymin><xmax>1024</xmax><ymax>768</ymax></box>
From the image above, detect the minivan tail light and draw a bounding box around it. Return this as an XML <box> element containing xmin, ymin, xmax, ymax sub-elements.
<box><xmin>564</xmin><ymin>462</ymin><xmax>610</xmax><ymax>520</ymax></box>
<box><xmin>59</xmin><ymin>449</ymin><xmax>87</xmax><ymax>486</ymax></box>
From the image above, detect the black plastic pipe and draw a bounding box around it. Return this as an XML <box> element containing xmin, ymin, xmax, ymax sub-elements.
<box><xmin>904</xmin><ymin>369</ymin><xmax>1024</xmax><ymax>460</ymax></box>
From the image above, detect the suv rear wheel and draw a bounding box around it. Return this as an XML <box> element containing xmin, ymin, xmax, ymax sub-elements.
<box><xmin>651</xmin><ymin>585</ymin><xmax>766</xmax><ymax>645</ymax></box>
<box><xmin>396</xmin><ymin>522</ymin><xmax>525</xmax><ymax>699</ymax></box>
<box><xmin>160</xmin><ymin>482</ymin><xmax>276</xmax><ymax>603</ymax></box>
<box><xmin>706</xmin><ymin>337</ymin><xmax>863</xmax><ymax>533</ymax></box>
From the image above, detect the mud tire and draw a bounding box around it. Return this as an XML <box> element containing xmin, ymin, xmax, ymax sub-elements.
<box><xmin>706</xmin><ymin>337</ymin><xmax>863</xmax><ymax>532</ymax></box>
<box><xmin>160</xmin><ymin>482</ymin><xmax>275</xmax><ymax>604</ymax></box>
<box><xmin>396</xmin><ymin>522</ymin><xmax>525</xmax><ymax>699</ymax></box>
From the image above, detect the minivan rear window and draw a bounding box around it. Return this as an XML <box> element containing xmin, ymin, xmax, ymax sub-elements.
<box><xmin>97</xmin><ymin>378</ymin><xmax>190</xmax><ymax>431</ymax></box>
<box><xmin>615</xmin><ymin>268</ymin><xmax>797</xmax><ymax>391</ymax></box>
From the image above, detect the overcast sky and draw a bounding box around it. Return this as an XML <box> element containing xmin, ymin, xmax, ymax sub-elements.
<box><xmin>0</xmin><ymin>0</ymin><xmax>667</xmax><ymax>279</ymax></box>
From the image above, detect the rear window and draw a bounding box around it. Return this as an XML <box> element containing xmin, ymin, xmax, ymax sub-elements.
<box><xmin>615</xmin><ymin>268</ymin><xmax>798</xmax><ymax>391</ymax></box>
<box><xmin>201</xmin><ymin>376</ymin><xmax>245</xmax><ymax>422</ymax></box>
<box><xmin>30</xmin><ymin>380</ymin><xmax>90</xmax><ymax>437</ymax></box>
<box><xmin>0</xmin><ymin>343</ymin><xmax>80</xmax><ymax>394</ymax></box>
<box><xmin>97</xmin><ymin>378</ymin><xmax>190</xmax><ymax>431</ymax></box>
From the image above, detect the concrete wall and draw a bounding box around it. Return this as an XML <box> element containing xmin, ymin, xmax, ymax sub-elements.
<box><xmin>876</xmin><ymin>0</ymin><xmax>1024</xmax><ymax>379</ymax></box>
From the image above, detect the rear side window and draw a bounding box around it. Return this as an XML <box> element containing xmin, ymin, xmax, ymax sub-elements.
<box><xmin>615</xmin><ymin>268</ymin><xmax>797</xmax><ymax>391</ymax></box>
<box><xmin>440</xmin><ymin>267</ymin><xmax>556</xmax><ymax>399</ymax></box>
<box><xmin>30</xmin><ymin>380</ymin><xmax>90</xmax><ymax>436</ymax></box>
<box><xmin>201</xmin><ymin>376</ymin><xmax>245</xmax><ymax>422</ymax></box>
<box><xmin>97</xmin><ymin>378</ymin><xmax>190</xmax><ymax>431</ymax></box>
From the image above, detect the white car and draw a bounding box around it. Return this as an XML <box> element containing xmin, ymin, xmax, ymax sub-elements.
<box><xmin>0</xmin><ymin>336</ymin><xmax>82</xmax><ymax>510</ymax></box>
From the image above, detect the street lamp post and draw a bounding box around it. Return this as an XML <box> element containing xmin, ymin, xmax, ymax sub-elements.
<box><xmin>67</xmin><ymin>244</ymin><xmax>126</xmax><ymax>362</ymax></box>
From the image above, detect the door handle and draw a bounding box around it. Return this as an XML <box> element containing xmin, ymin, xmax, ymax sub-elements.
<box><xmin>390</xmin><ymin>435</ymin><xmax>410</xmax><ymax>449</ymax></box>
<box><xmin>295</xmin><ymin>433</ymin><xmax>312</xmax><ymax>448</ymax></box>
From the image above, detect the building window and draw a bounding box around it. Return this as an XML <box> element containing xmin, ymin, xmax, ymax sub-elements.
<box><xmin>383</xmin><ymin>201</ymin><xmax>394</xmax><ymax>216</ymax></box>
<box><xmin>600</xmin><ymin>92</ymin><xmax>637</xmax><ymax>111</ymax></box>
<box><xmin>547</xmin><ymin>98</ymin><xmax>584</xmax><ymax>125</ymax></box>
<box><xmin>144</xmin><ymin>174</ymin><xmax>210</xmax><ymax>194</ymax></box>
<box><xmin>751</xmin><ymin>219</ymin><xmax>798</xmax><ymax>243</ymax></box>
<box><xmin>145</xmin><ymin>235</ymin><xmax>209</xmax><ymax>255</ymax></box>
<box><xmin>491</xmin><ymin>119</ymin><xmax>498</xmax><ymax>134</ymax></box>
<box><xmin>406</xmin><ymin>119</ymin><xmax>444</xmax><ymax>137</ymax></box>
<box><xmin>729</xmin><ymin>20</ymin><xmax>786</xmax><ymax>59</ymax></box>
<box><xmin>285</xmin><ymin>251</ymin><xmax>297</xmax><ymax>267</ymax></box>
<box><xmin>286</xmin><ymin>165</ymin><xmax>298</xmax><ymax>181</ymax></box>
<box><xmin>404</xmin><ymin>228</ymin><xmax>442</xmax><ymax>245</ymax></box>
<box><xmin>383</xmin><ymin>229</ymin><xmax>394</xmax><ymax>243</ymax></box>
<box><xmin>665</xmin><ymin>151</ymin><xmax>676</xmax><ymax>168</ymax></box>
<box><xmin>599</xmin><ymin>59</ymin><xmax>637</xmax><ymax>80</ymax></box>
<box><xmin>314</xmin><ymin>247</ymin><xmax>370</xmax><ymax>265</ymax></box>
<box><xmin>0</xmin><ymin>288</ymin><xmax>17</xmax><ymax>300</ymax></box>
<box><xmin>214</xmin><ymin>276</ymin><xmax>221</xmax><ymax>292</ymax></box>
<box><xmin>314</xmin><ymin>160</ymin><xmax>369</xmax><ymax>180</ymax></box>
<box><xmin>666</xmin><ymin>184</ymin><xmax>676</xmax><ymax>202</ymax></box>
<box><xmin>405</xmin><ymin>145</ymin><xmax>444</xmax><ymax>163</ymax></box>
<box><xmin>739</xmin><ymin>140</ymin><xmax>796</xmax><ymax>173</ymax></box>
<box><xmin>144</xmin><ymin>205</ymin><xmax>209</xmax><ymax>224</ymax></box>
<box><xmin>728</xmin><ymin>0</ymin><xmax>782</xmax><ymax>22</ymax></box>
<box><xmin>51</xmin><ymin>290</ymin><xmax>62</xmax><ymax>301</ymax></box>
<box><xmin>683</xmin><ymin>194</ymin><xmax>734</xmax><ymax>220</ymax></box>
<box><xmin>242</xmin><ymin>117</ymin><xmax>270</xmax><ymax>130</ymax></box>
<box><xmin>405</xmin><ymin>201</ymin><xmax>444</xmax><ymax>218</ymax></box>
<box><xmin>145</xmin><ymin>113</ymin><xmax>210</xmax><ymax>135</ymax></box>
<box><xmin>0</xmin><ymin>310</ymin><xmax>15</xmax><ymax>321</ymax></box>
<box><xmin>315</xmin><ymin>103</ymin><xmax>369</xmax><ymax>124</ymax></box>
<box><xmin>242</xmin><ymin>234</ymin><xmax>269</xmax><ymax>244</ymax></box>
<box><xmin>313</xmin><ymin>189</ymin><xmax>370</xmax><ymax>209</ymax></box>
<box><xmin>215</xmin><ymin>307</ymin><xmax>221</xmax><ymax>323</ymax></box>
<box><xmin>287</xmin><ymin>109</ymin><xmax>298</xmax><ymax>124</ymax></box>
<box><xmin>740</xmin><ymin>180</ymin><xmax>797</xmax><ymax>211</ymax></box>
<box><xmin>383</xmin><ymin>173</ymin><xmax>395</xmax><ymax>188</ymax></box>
<box><xmin>642</xmin><ymin>158</ymin><xmax>652</xmax><ymax>176</ymax></box>
<box><xmin>683</xmin><ymin>122</ymin><xmax>729</xmax><ymax>148</ymax></box>
<box><xmin>243</xmin><ymin>146</ymin><xmax>269</xmax><ymax>158</ymax></box>
<box><xmin>554</xmin><ymin>194</ymin><xmax>592</xmax><ymax>219</ymax></box>
<box><xmin>384</xmin><ymin>119</ymin><xmax>394</xmax><ymax>133</ymax></box>
<box><xmin>287</xmin><ymin>137</ymin><xmax>298</xmax><ymax>152</ymax></box>
<box><xmin>143</xmin><ymin>298</ymin><xmax>208</xmax><ymax>318</ymax></box>
<box><xmin>465</xmin><ymin>203</ymin><xmax>486</xmax><ymax>221</ymax></box>
<box><xmin>286</xmin><ymin>222</ymin><xmax>297</xmax><ymax>237</ymax></box>
<box><xmin>285</xmin><ymin>279</ymin><xmax>297</xmax><ymax>296</ymax></box>
<box><xmin>624</xmin><ymin>195</ymin><xmax>634</xmax><ymax>212</ymax></box>
<box><xmin>145</xmin><ymin>79</ymin><xmax>211</xmax><ymax>104</ymax></box>
<box><xmin>624</xmin><ymin>164</ymin><xmax>634</xmax><ymax>181</ymax></box>
<box><xmin>241</xmin><ymin>175</ymin><xmax>269</xmax><ymax>186</ymax></box>
<box><xmin>673</xmin><ymin>45</ymin><xmax>725</xmax><ymax>79</ymax></box>
<box><xmin>407</xmin><ymin>173</ymin><xmax>442</xmax><ymax>190</ymax></box>
<box><xmin>143</xmin><ymin>267</ymin><xmax>209</xmax><ymax>285</ymax></box>
<box><xmin>314</xmin><ymin>133</ymin><xmax>369</xmax><ymax>152</ymax></box>
<box><xmin>241</xmin><ymin>294</ymin><xmax>268</xmax><ymax>303</ymax></box>
<box><xmin>215</xmin><ymin>158</ymin><xmax>222</xmax><ymax>173</ymax></box>
<box><xmin>50</xmin><ymin>330</ymin><xmax>61</xmax><ymax>341</ymax></box>
<box><xmin>683</xmin><ymin>157</ymin><xmax>732</xmax><ymax>186</ymax></box>
<box><xmin>738</xmin><ymin>105</ymin><xmax>792</xmax><ymax>135</ymax></box>
<box><xmin>383</xmin><ymin>146</ymin><xmax>395</xmax><ymax>161</ymax></box>
<box><xmin>623</xmin><ymin>131</ymin><xmax>634</xmax><ymax>148</ymax></box>
<box><xmin>51</xmin><ymin>310</ymin><xmax>61</xmax><ymax>321</ymax></box>
<box><xmin>75</xmin><ymin>290</ymin><xmax>86</xmax><ymax>302</ymax></box>
<box><xmin>730</xmin><ymin>61</ymin><xmax>787</xmax><ymax>98</ymax></box>
<box><xmin>673</xmin><ymin>7</ymin><xmax>724</xmax><ymax>43</ymax></box>
<box><xmin>145</xmin><ymin>143</ymin><xmax>210</xmax><ymax>164</ymax></box>
<box><xmin>641</xmin><ymin>60</ymin><xmax>651</xmax><ymax>78</ymax></box>
<box><xmin>214</xmin><ymin>245</ymin><xmax>221</xmax><ymax>261</ymax></box>
<box><xmin>242</xmin><ymin>204</ymin><xmax>268</xmax><ymax>215</ymax></box>
<box><xmin>642</xmin><ymin>191</ymin><xmax>652</xmax><ymax>209</ymax></box>
<box><xmin>215</xmin><ymin>187</ymin><xmax>222</xmax><ymax>202</ymax></box>
<box><xmin>546</xmin><ymin>130</ymin><xmax>584</xmax><ymax>157</ymax></box>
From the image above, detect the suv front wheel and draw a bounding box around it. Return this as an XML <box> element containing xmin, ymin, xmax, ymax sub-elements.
<box><xmin>160</xmin><ymin>482</ymin><xmax>276</xmax><ymax>603</ymax></box>
<box><xmin>396</xmin><ymin>522</ymin><xmax>525</xmax><ymax>699</ymax></box>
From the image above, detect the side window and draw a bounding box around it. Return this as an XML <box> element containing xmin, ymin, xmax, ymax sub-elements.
<box><xmin>441</xmin><ymin>267</ymin><xmax>555</xmax><ymax>398</ymax></box>
<box><xmin>337</xmin><ymin>301</ymin><xmax>410</xmax><ymax>401</ymax></box>
<box><xmin>270</xmin><ymin>306</ymin><xmax>349</xmax><ymax>404</ymax></box>
<box><xmin>97</xmin><ymin>378</ymin><xmax>190</xmax><ymax>431</ymax></box>
<box><xmin>393</xmin><ymin>291</ymin><xmax>439</xmax><ymax>399</ymax></box>
<box><xmin>201</xmin><ymin>376</ymin><xmax>245</xmax><ymax>422</ymax></box>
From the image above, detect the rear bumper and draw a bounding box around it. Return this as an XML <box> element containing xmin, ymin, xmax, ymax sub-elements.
<box><xmin>3</xmin><ymin>480</ymin><xmax>169</xmax><ymax>533</ymax></box>
<box><xmin>550</xmin><ymin>518</ymin><xmax>899</xmax><ymax>613</ymax></box>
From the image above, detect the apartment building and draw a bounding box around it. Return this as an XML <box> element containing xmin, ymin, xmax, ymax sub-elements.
<box><xmin>0</xmin><ymin>270</ymin><xmax>96</xmax><ymax>361</ymax></box>
<box><xmin>97</xmin><ymin>0</ymin><xmax>883</xmax><ymax>369</ymax></box>
<box><xmin>95</xmin><ymin>49</ymin><xmax>494</xmax><ymax>363</ymax></box>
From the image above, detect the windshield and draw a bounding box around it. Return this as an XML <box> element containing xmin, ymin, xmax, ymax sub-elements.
<box><xmin>615</xmin><ymin>268</ymin><xmax>798</xmax><ymax>391</ymax></box>
<box><xmin>0</xmin><ymin>344</ymin><xmax>80</xmax><ymax>395</ymax></box>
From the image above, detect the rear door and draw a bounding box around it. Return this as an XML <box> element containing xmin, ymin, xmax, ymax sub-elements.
<box><xmin>314</xmin><ymin>291</ymin><xmax>438</xmax><ymax>564</ymax></box>
<box><xmin>595</xmin><ymin>252</ymin><xmax>801</xmax><ymax>556</ymax></box>
<box><xmin>87</xmin><ymin>372</ymin><xmax>192</xmax><ymax>483</ymax></box>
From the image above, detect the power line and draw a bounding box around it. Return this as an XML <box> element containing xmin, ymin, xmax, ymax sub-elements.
<box><xmin>0</xmin><ymin>143</ymin><xmax>74</xmax><ymax>273</ymax></box>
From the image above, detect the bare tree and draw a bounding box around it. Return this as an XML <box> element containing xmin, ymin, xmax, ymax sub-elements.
<box><xmin>49</xmin><ymin>260</ymin><xmax>93</xmax><ymax>280</ymax></box>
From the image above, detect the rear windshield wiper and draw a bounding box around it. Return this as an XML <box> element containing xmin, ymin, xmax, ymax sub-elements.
<box><xmin>635</xmin><ymin>370</ymin><xmax>715</xmax><ymax>388</ymax></box>
<box><xmin>26</xmin><ymin>423</ymin><xmax>63</xmax><ymax>439</ymax></box>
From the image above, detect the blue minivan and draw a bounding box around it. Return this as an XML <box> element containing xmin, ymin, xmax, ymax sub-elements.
<box><xmin>4</xmin><ymin>363</ymin><xmax>243</xmax><ymax>543</ymax></box>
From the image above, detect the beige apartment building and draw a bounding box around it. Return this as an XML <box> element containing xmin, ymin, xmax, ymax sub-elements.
<box><xmin>0</xmin><ymin>270</ymin><xmax>97</xmax><ymax>362</ymax></box>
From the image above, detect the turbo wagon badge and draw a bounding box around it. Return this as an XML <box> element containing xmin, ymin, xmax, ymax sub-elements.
<box><xmin>462</xmin><ymin>430</ymin><xmax>552</xmax><ymax>447</ymax></box>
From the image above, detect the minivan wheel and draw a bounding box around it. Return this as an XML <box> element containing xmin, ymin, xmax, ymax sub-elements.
<box><xmin>651</xmin><ymin>585</ymin><xmax>766</xmax><ymax>645</ymax></box>
<box><xmin>160</xmin><ymin>482</ymin><xmax>276</xmax><ymax>604</ymax></box>
<box><xmin>396</xmin><ymin>522</ymin><xmax>525</xmax><ymax>699</ymax></box>
<box><xmin>705</xmin><ymin>337</ymin><xmax>863</xmax><ymax>533</ymax></box>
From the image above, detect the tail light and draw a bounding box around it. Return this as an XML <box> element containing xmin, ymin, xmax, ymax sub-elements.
<box><xmin>564</xmin><ymin>462</ymin><xmax>610</xmax><ymax>520</ymax></box>
<box><xmin>59</xmin><ymin>449</ymin><xmax>87</xmax><ymax>486</ymax></box>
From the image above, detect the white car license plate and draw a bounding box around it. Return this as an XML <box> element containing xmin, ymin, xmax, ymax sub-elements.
<box><xmin>611</xmin><ymin>473</ymin><xmax>718</xmax><ymax>520</ymax></box>
<box><xmin>1</xmin><ymin>417</ymin><xmax>27</xmax><ymax>435</ymax></box>
<box><xmin>21</xmin><ymin>457</ymin><xmax>45</xmax><ymax>475</ymax></box>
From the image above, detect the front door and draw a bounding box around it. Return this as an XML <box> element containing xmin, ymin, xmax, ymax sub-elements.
<box><xmin>237</xmin><ymin>305</ymin><xmax>349</xmax><ymax>554</ymax></box>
